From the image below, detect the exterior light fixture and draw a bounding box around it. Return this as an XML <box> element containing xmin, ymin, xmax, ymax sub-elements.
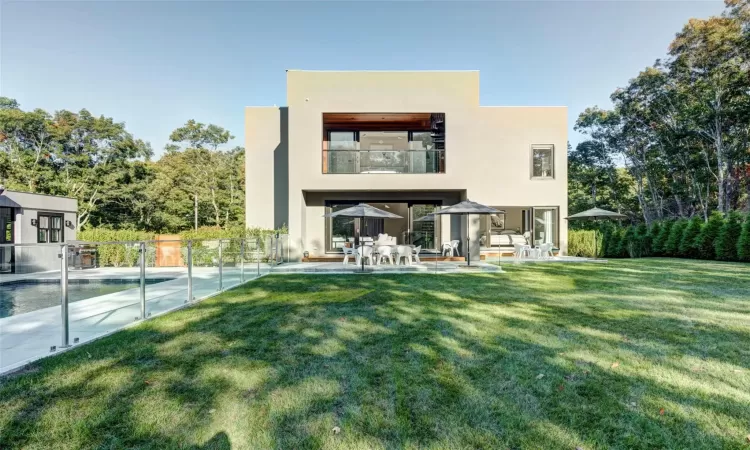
<box><xmin>65</xmin><ymin>220</ymin><xmax>73</xmax><ymax>227</ymax></box>
<box><xmin>31</xmin><ymin>218</ymin><xmax>38</xmax><ymax>226</ymax></box>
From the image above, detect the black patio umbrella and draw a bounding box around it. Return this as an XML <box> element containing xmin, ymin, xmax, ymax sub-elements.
<box><xmin>565</xmin><ymin>207</ymin><xmax>628</xmax><ymax>259</ymax></box>
<box><xmin>323</xmin><ymin>203</ymin><xmax>403</xmax><ymax>271</ymax></box>
<box><xmin>433</xmin><ymin>200</ymin><xmax>504</xmax><ymax>266</ymax></box>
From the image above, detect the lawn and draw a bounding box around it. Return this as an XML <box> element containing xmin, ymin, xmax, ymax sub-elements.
<box><xmin>1</xmin><ymin>259</ymin><xmax>749</xmax><ymax>449</ymax></box>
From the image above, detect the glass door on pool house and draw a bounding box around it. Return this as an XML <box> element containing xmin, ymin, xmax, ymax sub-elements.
<box><xmin>0</xmin><ymin>207</ymin><xmax>14</xmax><ymax>273</ymax></box>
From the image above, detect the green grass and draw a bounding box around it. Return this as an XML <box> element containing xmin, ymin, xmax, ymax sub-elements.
<box><xmin>1</xmin><ymin>259</ymin><xmax>750</xmax><ymax>449</ymax></box>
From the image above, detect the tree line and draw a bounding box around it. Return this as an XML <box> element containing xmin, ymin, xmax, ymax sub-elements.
<box><xmin>570</xmin><ymin>0</ymin><xmax>750</xmax><ymax>225</ymax></box>
<box><xmin>0</xmin><ymin>98</ymin><xmax>244</xmax><ymax>233</ymax></box>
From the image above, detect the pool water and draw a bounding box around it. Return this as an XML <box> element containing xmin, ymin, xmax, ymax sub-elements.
<box><xmin>0</xmin><ymin>279</ymin><xmax>174</xmax><ymax>318</ymax></box>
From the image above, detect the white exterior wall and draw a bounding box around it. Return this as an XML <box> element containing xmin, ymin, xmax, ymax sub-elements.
<box><xmin>246</xmin><ymin>71</ymin><xmax>567</xmax><ymax>260</ymax></box>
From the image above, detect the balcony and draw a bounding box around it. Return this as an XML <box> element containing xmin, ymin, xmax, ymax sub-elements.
<box><xmin>323</xmin><ymin>149</ymin><xmax>445</xmax><ymax>174</ymax></box>
<box><xmin>322</xmin><ymin>113</ymin><xmax>446</xmax><ymax>174</ymax></box>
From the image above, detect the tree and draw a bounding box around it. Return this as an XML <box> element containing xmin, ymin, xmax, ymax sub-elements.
<box><xmin>679</xmin><ymin>216</ymin><xmax>704</xmax><ymax>258</ymax></box>
<box><xmin>652</xmin><ymin>220</ymin><xmax>673</xmax><ymax>256</ymax></box>
<box><xmin>168</xmin><ymin>120</ymin><xmax>233</xmax><ymax>150</ymax></box>
<box><xmin>665</xmin><ymin>219</ymin><xmax>688</xmax><ymax>256</ymax></box>
<box><xmin>648</xmin><ymin>222</ymin><xmax>663</xmax><ymax>255</ymax></box>
<box><xmin>715</xmin><ymin>211</ymin><xmax>743</xmax><ymax>260</ymax></box>
<box><xmin>738</xmin><ymin>213</ymin><xmax>750</xmax><ymax>261</ymax></box>
<box><xmin>695</xmin><ymin>212</ymin><xmax>724</xmax><ymax>259</ymax></box>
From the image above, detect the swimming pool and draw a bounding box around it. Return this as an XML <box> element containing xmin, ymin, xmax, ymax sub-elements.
<box><xmin>0</xmin><ymin>279</ymin><xmax>174</xmax><ymax>318</ymax></box>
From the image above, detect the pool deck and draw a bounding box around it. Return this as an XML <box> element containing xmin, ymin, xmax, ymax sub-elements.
<box><xmin>0</xmin><ymin>266</ymin><xmax>269</xmax><ymax>375</ymax></box>
<box><xmin>0</xmin><ymin>256</ymin><xmax>601</xmax><ymax>375</ymax></box>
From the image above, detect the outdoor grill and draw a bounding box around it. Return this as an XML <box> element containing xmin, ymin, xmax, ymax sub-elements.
<box><xmin>67</xmin><ymin>242</ymin><xmax>98</xmax><ymax>269</ymax></box>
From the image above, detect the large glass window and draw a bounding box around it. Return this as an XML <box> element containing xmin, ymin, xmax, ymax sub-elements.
<box><xmin>409</xmin><ymin>204</ymin><xmax>440</xmax><ymax>251</ymax></box>
<box><xmin>326</xmin><ymin>205</ymin><xmax>356</xmax><ymax>252</ymax></box>
<box><xmin>329</xmin><ymin>131</ymin><xmax>358</xmax><ymax>150</ymax></box>
<box><xmin>531</xmin><ymin>145</ymin><xmax>554</xmax><ymax>179</ymax></box>
<box><xmin>533</xmin><ymin>207</ymin><xmax>558</xmax><ymax>246</ymax></box>
<box><xmin>323</xmin><ymin>113</ymin><xmax>445</xmax><ymax>174</ymax></box>
<box><xmin>37</xmin><ymin>213</ymin><xmax>63</xmax><ymax>243</ymax></box>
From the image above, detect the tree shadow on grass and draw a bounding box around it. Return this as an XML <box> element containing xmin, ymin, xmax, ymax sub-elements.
<box><xmin>1</xmin><ymin>260</ymin><xmax>749</xmax><ymax>449</ymax></box>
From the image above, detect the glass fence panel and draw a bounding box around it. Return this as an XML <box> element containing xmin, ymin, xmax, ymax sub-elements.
<box><xmin>219</xmin><ymin>239</ymin><xmax>243</xmax><ymax>291</ymax></box>
<box><xmin>0</xmin><ymin>243</ymin><xmax>63</xmax><ymax>373</ymax></box>
<box><xmin>144</xmin><ymin>240</ymin><xmax>190</xmax><ymax>318</ymax></box>
<box><xmin>64</xmin><ymin>242</ymin><xmax>144</xmax><ymax>343</ymax></box>
<box><xmin>325</xmin><ymin>150</ymin><xmax>444</xmax><ymax>174</ymax></box>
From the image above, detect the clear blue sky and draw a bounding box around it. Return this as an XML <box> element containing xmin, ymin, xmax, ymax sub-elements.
<box><xmin>1</xmin><ymin>1</ymin><xmax>725</xmax><ymax>156</ymax></box>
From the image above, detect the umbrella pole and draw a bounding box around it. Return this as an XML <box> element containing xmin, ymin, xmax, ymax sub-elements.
<box><xmin>467</xmin><ymin>214</ymin><xmax>471</xmax><ymax>266</ymax></box>
<box><xmin>361</xmin><ymin>216</ymin><xmax>365</xmax><ymax>272</ymax></box>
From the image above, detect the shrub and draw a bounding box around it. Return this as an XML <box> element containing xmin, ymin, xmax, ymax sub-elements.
<box><xmin>739</xmin><ymin>213</ymin><xmax>750</xmax><ymax>261</ymax></box>
<box><xmin>568</xmin><ymin>230</ymin><xmax>602</xmax><ymax>257</ymax></box>
<box><xmin>616</xmin><ymin>226</ymin><xmax>635</xmax><ymax>258</ymax></box>
<box><xmin>715</xmin><ymin>211</ymin><xmax>743</xmax><ymax>261</ymax></box>
<box><xmin>647</xmin><ymin>222</ymin><xmax>662</xmax><ymax>256</ymax></box>
<box><xmin>604</xmin><ymin>226</ymin><xmax>625</xmax><ymax>258</ymax></box>
<box><xmin>679</xmin><ymin>216</ymin><xmax>703</xmax><ymax>258</ymax></box>
<box><xmin>628</xmin><ymin>223</ymin><xmax>650</xmax><ymax>258</ymax></box>
<box><xmin>77</xmin><ymin>228</ymin><xmax>155</xmax><ymax>267</ymax></box>
<box><xmin>664</xmin><ymin>219</ymin><xmax>687</xmax><ymax>257</ymax></box>
<box><xmin>652</xmin><ymin>220</ymin><xmax>673</xmax><ymax>256</ymax></box>
<box><xmin>695</xmin><ymin>212</ymin><xmax>724</xmax><ymax>260</ymax></box>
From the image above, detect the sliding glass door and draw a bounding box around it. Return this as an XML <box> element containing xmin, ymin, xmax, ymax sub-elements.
<box><xmin>409</xmin><ymin>204</ymin><xmax>440</xmax><ymax>251</ymax></box>
<box><xmin>0</xmin><ymin>207</ymin><xmax>14</xmax><ymax>273</ymax></box>
<box><xmin>532</xmin><ymin>207</ymin><xmax>558</xmax><ymax>247</ymax></box>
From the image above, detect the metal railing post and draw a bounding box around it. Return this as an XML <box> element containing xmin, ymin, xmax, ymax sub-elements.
<box><xmin>257</xmin><ymin>237</ymin><xmax>260</xmax><ymax>276</ymax></box>
<box><xmin>187</xmin><ymin>240</ymin><xmax>193</xmax><ymax>302</ymax></box>
<box><xmin>59</xmin><ymin>244</ymin><xmax>70</xmax><ymax>348</ymax></box>
<box><xmin>240</xmin><ymin>239</ymin><xmax>245</xmax><ymax>282</ymax></box>
<box><xmin>139</xmin><ymin>242</ymin><xmax>146</xmax><ymax>319</ymax></box>
<box><xmin>218</xmin><ymin>239</ymin><xmax>223</xmax><ymax>291</ymax></box>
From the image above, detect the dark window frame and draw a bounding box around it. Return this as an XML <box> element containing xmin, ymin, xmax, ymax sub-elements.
<box><xmin>530</xmin><ymin>144</ymin><xmax>555</xmax><ymax>180</ymax></box>
<box><xmin>37</xmin><ymin>212</ymin><xmax>64</xmax><ymax>244</ymax></box>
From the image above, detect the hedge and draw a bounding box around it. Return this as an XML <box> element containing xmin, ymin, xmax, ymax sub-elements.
<box><xmin>567</xmin><ymin>230</ymin><xmax>601</xmax><ymax>257</ymax></box>
<box><xmin>715</xmin><ymin>211</ymin><xmax>742</xmax><ymax>261</ymax></box>
<box><xmin>76</xmin><ymin>226</ymin><xmax>286</xmax><ymax>267</ymax></box>
<box><xmin>739</xmin><ymin>214</ymin><xmax>750</xmax><ymax>261</ymax></box>
<box><xmin>596</xmin><ymin>213</ymin><xmax>748</xmax><ymax>262</ymax></box>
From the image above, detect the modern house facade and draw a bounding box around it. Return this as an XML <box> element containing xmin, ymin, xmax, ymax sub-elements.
<box><xmin>245</xmin><ymin>70</ymin><xmax>567</xmax><ymax>261</ymax></box>
<box><xmin>0</xmin><ymin>188</ymin><xmax>78</xmax><ymax>274</ymax></box>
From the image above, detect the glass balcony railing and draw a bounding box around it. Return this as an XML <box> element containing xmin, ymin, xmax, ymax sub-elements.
<box><xmin>323</xmin><ymin>150</ymin><xmax>445</xmax><ymax>174</ymax></box>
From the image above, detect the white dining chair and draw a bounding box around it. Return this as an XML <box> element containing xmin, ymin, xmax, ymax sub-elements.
<box><xmin>395</xmin><ymin>245</ymin><xmax>412</xmax><ymax>265</ymax></box>
<box><xmin>538</xmin><ymin>243</ymin><xmax>553</xmax><ymax>259</ymax></box>
<box><xmin>376</xmin><ymin>245</ymin><xmax>393</xmax><ymax>265</ymax></box>
<box><xmin>514</xmin><ymin>243</ymin><xmax>530</xmax><ymax>259</ymax></box>
<box><xmin>411</xmin><ymin>245</ymin><xmax>422</xmax><ymax>264</ymax></box>
<box><xmin>442</xmin><ymin>240</ymin><xmax>461</xmax><ymax>257</ymax></box>
<box><xmin>342</xmin><ymin>247</ymin><xmax>356</xmax><ymax>265</ymax></box>
<box><xmin>357</xmin><ymin>246</ymin><xmax>373</xmax><ymax>266</ymax></box>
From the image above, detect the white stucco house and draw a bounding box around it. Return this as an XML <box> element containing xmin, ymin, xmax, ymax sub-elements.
<box><xmin>245</xmin><ymin>70</ymin><xmax>567</xmax><ymax>261</ymax></box>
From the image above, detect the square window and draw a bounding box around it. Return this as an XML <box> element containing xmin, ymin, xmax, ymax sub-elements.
<box><xmin>531</xmin><ymin>145</ymin><xmax>554</xmax><ymax>179</ymax></box>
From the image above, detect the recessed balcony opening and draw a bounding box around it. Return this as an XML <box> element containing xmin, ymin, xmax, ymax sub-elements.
<box><xmin>322</xmin><ymin>113</ymin><xmax>445</xmax><ymax>174</ymax></box>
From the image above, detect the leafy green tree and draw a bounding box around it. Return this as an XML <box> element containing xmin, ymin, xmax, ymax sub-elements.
<box><xmin>738</xmin><ymin>213</ymin><xmax>750</xmax><ymax>261</ymax></box>
<box><xmin>715</xmin><ymin>211</ymin><xmax>743</xmax><ymax>261</ymax></box>
<box><xmin>665</xmin><ymin>219</ymin><xmax>688</xmax><ymax>256</ymax></box>
<box><xmin>648</xmin><ymin>222</ymin><xmax>663</xmax><ymax>255</ymax></box>
<box><xmin>679</xmin><ymin>216</ymin><xmax>704</xmax><ymax>258</ymax></box>
<box><xmin>652</xmin><ymin>220</ymin><xmax>673</xmax><ymax>256</ymax></box>
<box><xmin>633</xmin><ymin>223</ymin><xmax>651</xmax><ymax>257</ymax></box>
<box><xmin>695</xmin><ymin>212</ymin><xmax>724</xmax><ymax>260</ymax></box>
<box><xmin>616</xmin><ymin>226</ymin><xmax>635</xmax><ymax>258</ymax></box>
